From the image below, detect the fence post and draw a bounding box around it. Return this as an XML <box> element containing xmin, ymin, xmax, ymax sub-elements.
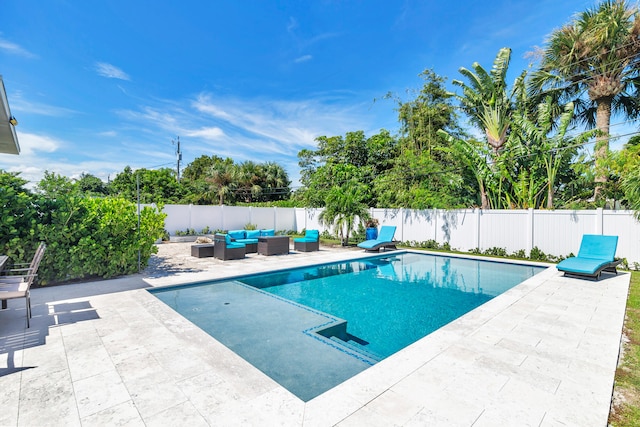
<box><xmin>596</xmin><ymin>208</ymin><xmax>603</xmax><ymax>234</ymax></box>
<box><xmin>475</xmin><ymin>209</ymin><xmax>481</xmax><ymax>251</ymax></box>
<box><xmin>526</xmin><ymin>208</ymin><xmax>534</xmax><ymax>255</ymax></box>
<box><xmin>221</xmin><ymin>205</ymin><xmax>225</xmax><ymax>231</ymax></box>
<box><xmin>399</xmin><ymin>208</ymin><xmax>404</xmax><ymax>242</ymax></box>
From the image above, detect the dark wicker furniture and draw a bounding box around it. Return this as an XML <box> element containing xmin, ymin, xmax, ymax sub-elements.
<box><xmin>257</xmin><ymin>236</ymin><xmax>290</xmax><ymax>256</ymax></box>
<box><xmin>191</xmin><ymin>244</ymin><xmax>215</xmax><ymax>258</ymax></box>
<box><xmin>213</xmin><ymin>234</ymin><xmax>246</xmax><ymax>261</ymax></box>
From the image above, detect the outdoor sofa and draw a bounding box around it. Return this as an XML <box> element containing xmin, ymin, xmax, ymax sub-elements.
<box><xmin>228</xmin><ymin>229</ymin><xmax>276</xmax><ymax>253</ymax></box>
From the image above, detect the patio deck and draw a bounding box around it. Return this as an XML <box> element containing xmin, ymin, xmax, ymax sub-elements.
<box><xmin>0</xmin><ymin>244</ymin><xmax>630</xmax><ymax>426</ymax></box>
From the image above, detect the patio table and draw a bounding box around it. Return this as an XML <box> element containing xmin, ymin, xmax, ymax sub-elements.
<box><xmin>257</xmin><ymin>236</ymin><xmax>290</xmax><ymax>256</ymax></box>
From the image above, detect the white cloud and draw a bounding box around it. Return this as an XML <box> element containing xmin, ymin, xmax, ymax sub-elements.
<box><xmin>7</xmin><ymin>89</ymin><xmax>385</xmax><ymax>187</ymax></box>
<box><xmin>189</xmin><ymin>92</ymin><xmax>372</xmax><ymax>153</ymax></box>
<box><xmin>185</xmin><ymin>127</ymin><xmax>225</xmax><ymax>140</ymax></box>
<box><xmin>97</xmin><ymin>130</ymin><xmax>117</xmax><ymax>137</ymax></box>
<box><xmin>294</xmin><ymin>55</ymin><xmax>312</xmax><ymax>63</ymax></box>
<box><xmin>10</xmin><ymin>96</ymin><xmax>78</xmax><ymax>117</ymax></box>
<box><xmin>0</xmin><ymin>38</ymin><xmax>36</xmax><ymax>58</ymax></box>
<box><xmin>95</xmin><ymin>62</ymin><xmax>131</xmax><ymax>81</ymax></box>
<box><xmin>287</xmin><ymin>17</ymin><xmax>298</xmax><ymax>33</ymax></box>
<box><xmin>15</xmin><ymin>132</ymin><xmax>60</xmax><ymax>155</ymax></box>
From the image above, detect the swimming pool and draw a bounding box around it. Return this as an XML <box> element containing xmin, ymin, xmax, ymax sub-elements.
<box><xmin>149</xmin><ymin>252</ymin><xmax>544</xmax><ymax>401</ymax></box>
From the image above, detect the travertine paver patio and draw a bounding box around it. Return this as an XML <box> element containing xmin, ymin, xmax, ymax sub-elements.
<box><xmin>0</xmin><ymin>243</ymin><xmax>630</xmax><ymax>426</ymax></box>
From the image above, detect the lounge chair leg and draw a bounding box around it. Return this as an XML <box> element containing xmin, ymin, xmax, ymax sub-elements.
<box><xmin>26</xmin><ymin>293</ymin><xmax>31</xmax><ymax>328</ymax></box>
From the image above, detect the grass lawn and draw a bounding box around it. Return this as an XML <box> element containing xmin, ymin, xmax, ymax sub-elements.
<box><xmin>609</xmin><ymin>271</ymin><xmax>640</xmax><ymax>426</ymax></box>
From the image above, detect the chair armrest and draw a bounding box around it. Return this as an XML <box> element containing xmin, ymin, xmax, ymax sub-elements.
<box><xmin>0</xmin><ymin>267</ymin><xmax>33</xmax><ymax>275</ymax></box>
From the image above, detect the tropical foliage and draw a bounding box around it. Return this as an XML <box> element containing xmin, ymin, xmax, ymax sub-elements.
<box><xmin>0</xmin><ymin>171</ymin><xmax>166</xmax><ymax>284</ymax></box>
<box><xmin>531</xmin><ymin>0</ymin><xmax>640</xmax><ymax>199</ymax></box>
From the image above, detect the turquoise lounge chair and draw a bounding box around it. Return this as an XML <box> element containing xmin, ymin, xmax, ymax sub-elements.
<box><xmin>357</xmin><ymin>225</ymin><xmax>397</xmax><ymax>252</ymax></box>
<box><xmin>556</xmin><ymin>234</ymin><xmax>619</xmax><ymax>280</ymax></box>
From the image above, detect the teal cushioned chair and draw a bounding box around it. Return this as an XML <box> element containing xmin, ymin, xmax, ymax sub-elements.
<box><xmin>294</xmin><ymin>229</ymin><xmax>319</xmax><ymax>252</ymax></box>
<box><xmin>214</xmin><ymin>234</ymin><xmax>246</xmax><ymax>260</ymax></box>
<box><xmin>556</xmin><ymin>234</ymin><xmax>619</xmax><ymax>280</ymax></box>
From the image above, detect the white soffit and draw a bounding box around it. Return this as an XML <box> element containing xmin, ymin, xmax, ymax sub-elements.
<box><xmin>0</xmin><ymin>75</ymin><xmax>20</xmax><ymax>155</ymax></box>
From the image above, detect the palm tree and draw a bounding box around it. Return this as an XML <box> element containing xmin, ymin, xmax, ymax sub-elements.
<box><xmin>206</xmin><ymin>162</ymin><xmax>237</xmax><ymax>205</ymax></box>
<box><xmin>318</xmin><ymin>165</ymin><xmax>369</xmax><ymax>245</ymax></box>
<box><xmin>451</xmin><ymin>47</ymin><xmax>513</xmax><ymax>157</ymax></box>
<box><xmin>261</xmin><ymin>162</ymin><xmax>290</xmax><ymax>201</ymax></box>
<box><xmin>530</xmin><ymin>0</ymin><xmax>640</xmax><ymax>199</ymax></box>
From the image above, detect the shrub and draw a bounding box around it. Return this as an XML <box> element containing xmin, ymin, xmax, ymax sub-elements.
<box><xmin>483</xmin><ymin>247</ymin><xmax>508</xmax><ymax>257</ymax></box>
<box><xmin>0</xmin><ymin>170</ymin><xmax>166</xmax><ymax>285</ymax></box>
<box><xmin>512</xmin><ymin>249</ymin><xmax>527</xmax><ymax>259</ymax></box>
<box><xmin>37</xmin><ymin>196</ymin><xmax>166</xmax><ymax>283</ymax></box>
<box><xmin>528</xmin><ymin>246</ymin><xmax>548</xmax><ymax>261</ymax></box>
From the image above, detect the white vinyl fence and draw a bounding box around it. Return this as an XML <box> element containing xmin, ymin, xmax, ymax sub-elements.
<box><xmin>160</xmin><ymin>204</ymin><xmax>640</xmax><ymax>265</ymax></box>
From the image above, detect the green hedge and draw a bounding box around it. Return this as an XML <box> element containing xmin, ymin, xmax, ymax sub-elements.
<box><xmin>0</xmin><ymin>171</ymin><xmax>166</xmax><ymax>285</ymax></box>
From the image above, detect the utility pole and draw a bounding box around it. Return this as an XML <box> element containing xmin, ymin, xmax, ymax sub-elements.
<box><xmin>172</xmin><ymin>137</ymin><xmax>182</xmax><ymax>181</ymax></box>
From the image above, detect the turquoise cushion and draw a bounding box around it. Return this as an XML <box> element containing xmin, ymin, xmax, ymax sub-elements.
<box><xmin>224</xmin><ymin>234</ymin><xmax>232</xmax><ymax>244</ymax></box>
<box><xmin>294</xmin><ymin>237</ymin><xmax>316</xmax><ymax>243</ymax></box>
<box><xmin>577</xmin><ymin>234</ymin><xmax>618</xmax><ymax>261</ymax></box>
<box><xmin>357</xmin><ymin>239</ymin><xmax>380</xmax><ymax>249</ymax></box>
<box><xmin>557</xmin><ymin>257</ymin><xmax>611</xmax><ymax>275</ymax></box>
<box><xmin>305</xmin><ymin>229</ymin><xmax>319</xmax><ymax>241</ymax></box>
<box><xmin>261</xmin><ymin>229</ymin><xmax>275</xmax><ymax>236</ymax></box>
<box><xmin>246</xmin><ymin>230</ymin><xmax>260</xmax><ymax>239</ymax></box>
<box><xmin>228</xmin><ymin>230</ymin><xmax>246</xmax><ymax>240</ymax></box>
<box><xmin>227</xmin><ymin>242</ymin><xmax>245</xmax><ymax>249</ymax></box>
<box><xmin>236</xmin><ymin>238</ymin><xmax>258</xmax><ymax>244</ymax></box>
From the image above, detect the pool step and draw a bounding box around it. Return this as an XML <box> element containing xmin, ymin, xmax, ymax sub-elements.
<box><xmin>315</xmin><ymin>321</ymin><xmax>383</xmax><ymax>363</ymax></box>
<box><xmin>327</xmin><ymin>335</ymin><xmax>383</xmax><ymax>363</ymax></box>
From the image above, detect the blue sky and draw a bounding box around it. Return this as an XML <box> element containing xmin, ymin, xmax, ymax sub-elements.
<box><xmin>1</xmin><ymin>0</ymin><xmax>602</xmax><ymax>187</ymax></box>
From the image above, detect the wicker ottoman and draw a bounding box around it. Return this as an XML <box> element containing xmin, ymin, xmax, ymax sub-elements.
<box><xmin>191</xmin><ymin>243</ymin><xmax>215</xmax><ymax>258</ymax></box>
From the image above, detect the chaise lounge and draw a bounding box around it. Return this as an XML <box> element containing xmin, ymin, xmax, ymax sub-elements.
<box><xmin>357</xmin><ymin>225</ymin><xmax>398</xmax><ymax>252</ymax></box>
<box><xmin>556</xmin><ymin>234</ymin><xmax>619</xmax><ymax>280</ymax></box>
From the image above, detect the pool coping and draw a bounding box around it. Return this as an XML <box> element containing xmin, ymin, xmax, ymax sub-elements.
<box><xmin>0</xmin><ymin>248</ymin><xmax>630</xmax><ymax>425</ymax></box>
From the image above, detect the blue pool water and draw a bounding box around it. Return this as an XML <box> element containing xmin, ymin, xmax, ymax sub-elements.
<box><xmin>150</xmin><ymin>252</ymin><xmax>544</xmax><ymax>401</ymax></box>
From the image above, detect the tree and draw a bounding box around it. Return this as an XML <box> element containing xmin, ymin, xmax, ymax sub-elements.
<box><xmin>76</xmin><ymin>173</ymin><xmax>108</xmax><ymax>196</ymax></box>
<box><xmin>260</xmin><ymin>161</ymin><xmax>291</xmax><ymax>201</ymax></box>
<box><xmin>109</xmin><ymin>167</ymin><xmax>184</xmax><ymax>203</ymax></box>
<box><xmin>530</xmin><ymin>0</ymin><xmax>640</xmax><ymax>200</ymax></box>
<box><xmin>207</xmin><ymin>161</ymin><xmax>237</xmax><ymax>205</ymax></box>
<box><xmin>0</xmin><ymin>171</ymin><xmax>39</xmax><ymax>262</ymax></box>
<box><xmin>614</xmin><ymin>137</ymin><xmax>640</xmax><ymax>209</ymax></box>
<box><xmin>451</xmin><ymin>47</ymin><xmax>513</xmax><ymax>157</ymax></box>
<box><xmin>393</xmin><ymin>69</ymin><xmax>461</xmax><ymax>156</ymax></box>
<box><xmin>441</xmin><ymin>48</ymin><xmax>515</xmax><ymax>208</ymax></box>
<box><xmin>181</xmin><ymin>155</ymin><xmax>225</xmax><ymax>181</ymax></box>
<box><xmin>236</xmin><ymin>161</ymin><xmax>263</xmax><ymax>203</ymax></box>
<box><xmin>379</xmin><ymin>70</ymin><xmax>474</xmax><ymax>208</ymax></box>
<box><xmin>509</xmin><ymin>98</ymin><xmax>596</xmax><ymax>208</ymax></box>
<box><xmin>318</xmin><ymin>164</ymin><xmax>369</xmax><ymax>245</ymax></box>
<box><xmin>297</xmin><ymin>130</ymin><xmax>397</xmax><ymax>207</ymax></box>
